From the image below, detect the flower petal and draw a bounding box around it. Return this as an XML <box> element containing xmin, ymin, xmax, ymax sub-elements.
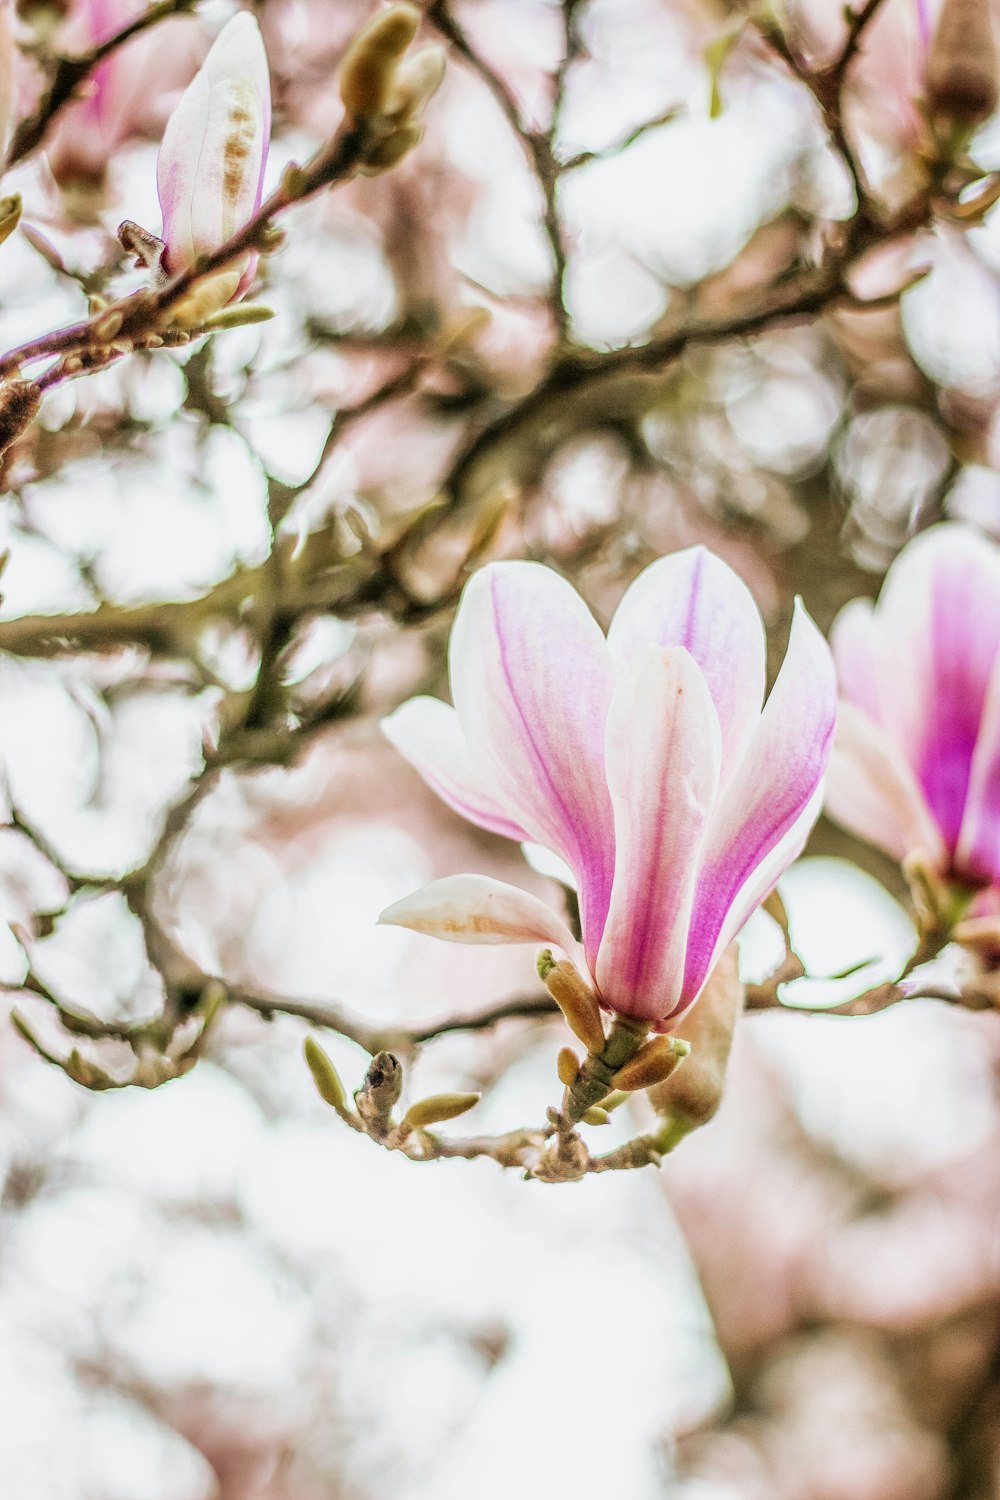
<box><xmin>381</xmin><ymin>696</ymin><xmax>530</xmax><ymax>843</ymax></box>
<box><xmin>378</xmin><ymin>873</ymin><xmax>581</xmax><ymax>957</ymax></box>
<box><xmin>449</xmin><ymin>562</ymin><xmax>616</xmax><ymax>962</ymax></box>
<box><xmin>825</xmin><ymin>701</ymin><xmax>947</xmax><ymax>866</ymax></box>
<box><xmin>876</xmin><ymin>524</ymin><xmax>1000</xmax><ymax>851</ymax></box>
<box><xmin>956</xmin><ymin>652</ymin><xmax>1000</xmax><ymax>884</ymax></box>
<box><xmin>607</xmin><ymin>546</ymin><xmax>766</xmax><ymax>779</ymax></box>
<box><xmin>157</xmin><ymin>13</ymin><xmax>271</xmax><ymax>270</ymax></box>
<box><xmin>595</xmin><ymin>646</ymin><xmax>721</xmax><ymax>1023</ymax></box>
<box><xmin>681</xmin><ymin>599</ymin><xmax>837</xmax><ymax>1004</ymax></box>
<box><xmin>830</xmin><ymin>597</ymin><xmax>883</xmax><ymax>725</ymax></box>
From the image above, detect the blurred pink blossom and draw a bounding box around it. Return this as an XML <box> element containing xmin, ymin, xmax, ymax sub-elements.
<box><xmin>47</xmin><ymin>0</ymin><xmax>203</xmax><ymax>186</ymax></box>
<box><xmin>156</xmin><ymin>11</ymin><xmax>271</xmax><ymax>302</ymax></box>
<box><xmin>380</xmin><ymin>547</ymin><xmax>836</xmax><ymax>1027</ymax></box>
<box><xmin>826</xmin><ymin>524</ymin><xmax>1000</xmax><ymax>888</ymax></box>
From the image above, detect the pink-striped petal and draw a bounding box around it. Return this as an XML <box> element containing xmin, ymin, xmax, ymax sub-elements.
<box><xmin>956</xmin><ymin>653</ymin><xmax>1000</xmax><ymax>885</ymax></box>
<box><xmin>381</xmin><ymin>696</ymin><xmax>530</xmax><ymax>843</ymax></box>
<box><xmin>378</xmin><ymin>873</ymin><xmax>582</xmax><ymax>959</ymax></box>
<box><xmin>681</xmin><ymin>599</ymin><xmax>837</xmax><ymax>1004</ymax></box>
<box><xmin>607</xmin><ymin>546</ymin><xmax>766</xmax><ymax>779</ymax></box>
<box><xmin>449</xmin><ymin>562</ymin><xmax>616</xmax><ymax>964</ymax></box>
<box><xmin>595</xmin><ymin>647</ymin><xmax>721</xmax><ymax>1023</ymax></box>
<box><xmin>157</xmin><ymin>13</ymin><xmax>271</xmax><ymax>272</ymax></box>
<box><xmin>876</xmin><ymin>525</ymin><xmax>1000</xmax><ymax>852</ymax></box>
<box><xmin>831</xmin><ymin>597</ymin><xmax>884</xmax><ymax>726</ymax></box>
<box><xmin>825</xmin><ymin>702</ymin><xmax>947</xmax><ymax>867</ymax></box>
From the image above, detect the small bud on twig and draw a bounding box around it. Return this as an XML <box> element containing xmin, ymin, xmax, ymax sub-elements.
<box><xmin>401</xmin><ymin>1092</ymin><xmax>480</xmax><ymax>1132</ymax></box>
<box><xmin>537</xmin><ymin>948</ymin><xmax>606</xmax><ymax>1054</ymax></box>
<box><xmin>612</xmin><ymin>1034</ymin><xmax>689</xmax><ymax>1092</ymax></box>
<box><xmin>340</xmin><ymin>3</ymin><xmax>421</xmax><ymax>120</ymax></box>
<box><xmin>304</xmin><ymin>1036</ymin><xmax>347</xmax><ymax>1112</ymax></box>
<box><xmin>355</xmin><ymin>1048</ymin><xmax>403</xmax><ymax>1136</ymax></box>
<box><xmin>556</xmin><ymin>1045</ymin><xmax>580</xmax><ymax>1087</ymax></box>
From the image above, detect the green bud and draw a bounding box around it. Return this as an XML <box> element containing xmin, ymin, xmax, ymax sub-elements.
<box><xmin>304</xmin><ymin>1036</ymin><xmax>347</xmax><ymax>1112</ymax></box>
<box><xmin>201</xmin><ymin>304</ymin><xmax>275</xmax><ymax>332</ymax></box>
<box><xmin>581</xmin><ymin>1106</ymin><xmax>610</xmax><ymax>1126</ymax></box>
<box><xmin>402</xmin><ymin>1092</ymin><xmax>480</xmax><ymax>1131</ymax></box>
<box><xmin>612</xmin><ymin>1035</ymin><xmax>690</xmax><ymax>1092</ymax></box>
<box><xmin>539</xmin><ymin>952</ymin><xmax>606</xmax><ymax>1055</ymax></box>
<box><xmin>339</xmin><ymin>3</ymin><xmax>420</xmax><ymax>121</ymax></box>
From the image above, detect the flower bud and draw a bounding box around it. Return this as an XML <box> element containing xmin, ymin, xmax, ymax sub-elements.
<box><xmin>402</xmin><ymin>1092</ymin><xmax>480</xmax><ymax>1131</ymax></box>
<box><xmin>304</xmin><ymin>1036</ymin><xmax>347</xmax><ymax>1112</ymax></box>
<box><xmin>385</xmin><ymin>48</ymin><xmax>447</xmax><ymax>123</ymax></box>
<box><xmin>556</xmin><ymin>1045</ymin><xmax>580</xmax><ymax>1087</ymax></box>
<box><xmin>612</xmin><ymin>1034</ymin><xmax>689</xmax><ymax>1092</ymax></box>
<box><xmin>156</xmin><ymin>13</ymin><xmax>271</xmax><ymax>304</ymax></box>
<box><xmin>581</xmin><ymin>1105</ymin><xmax>610</xmax><ymax>1126</ymax></box>
<box><xmin>339</xmin><ymin>3</ymin><xmax>420</xmax><ymax>121</ymax></box>
<box><xmin>646</xmin><ymin>943</ymin><xmax>742</xmax><ymax>1136</ymax></box>
<box><xmin>537</xmin><ymin>948</ymin><xmax>606</xmax><ymax>1054</ymax></box>
<box><xmin>926</xmin><ymin>0</ymin><xmax>999</xmax><ymax>128</ymax></box>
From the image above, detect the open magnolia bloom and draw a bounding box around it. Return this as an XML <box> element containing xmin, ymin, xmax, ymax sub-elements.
<box><xmin>156</xmin><ymin>12</ymin><xmax>271</xmax><ymax>306</ymax></box>
<box><xmin>380</xmin><ymin>548</ymin><xmax>837</xmax><ymax>1030</ymax></box>
<box><xmin>826</xmin><ymin>524</ymin><xmax>1000</xmax><ymax>894</ymax></box>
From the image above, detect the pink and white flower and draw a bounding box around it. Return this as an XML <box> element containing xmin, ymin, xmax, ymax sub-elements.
<box><xmin>156</xmin><ymin>12</ymin><xmax>271</xmax><ymax>302</ymax></box>
<box><xmin>826</xmin><ymin>524</ymin><xmax>1000</xmax><ymax>890</ymax></box>
<box><xmin>379</xmin><ymin>548</ymin><xmax>837</xmax><ymax>1028</ymax></box>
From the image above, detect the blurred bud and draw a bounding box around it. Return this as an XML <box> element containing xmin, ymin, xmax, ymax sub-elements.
<box><xmin>926</xmin><ymin>0</ymin><xmax>999</xmax><ymax>128</ymax></box>
<box><xmin>0</xmin><ymin>193</ymin><xmax>19</xmax><ymax>248</ymax></box>
<box><xmin>646</xmin><ymin>943</ymin><xmax>742</xmax><ymax>1140</ymax></box>
<box><xmin>612</xmin><ymin>1034</ymin><xmax>689</xmax><ymax>1092</ymax></box>
<box><xmin>304</xmin><ymin>1036</ymin><xmax>347</xmax><ymax>1112</ymax></box>
<box><xmin>557</xmin><ymin>1045</ymin><xmax>580</xmax><ymax>1087</ymax></box>
<box><xmin>537</xmin><ymin>948</ymin><xmax>606</xmax><ymax>1054</ymax></box>
<box><xmin>402</xmin><ymin>1092</ymin><xmax>480</xmax><ymax>1131</ymax></box>
<box><xmin>339</xmin><ymin>3</ymin><xmax>420</xmax><ymax>120</ymax></box>
<box><xmin>339</xmin><ymin>4</ymin><xmax>444</xmax><ymax>175</ymax></box>
<box><xmin>156</xmin><ymin>13</ymin><xmax>271</xmax><ymax>307</ymax></box>
<box><xmin>0</xmin><ymin>380</ymin><xmax>41</xmax><ymax>454</ymax></box>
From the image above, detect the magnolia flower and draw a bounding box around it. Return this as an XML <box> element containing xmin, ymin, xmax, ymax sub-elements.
<box><xmin>156</xmin><ymin>12</ymin><xmax>271</xmax><ymax>304</ymax></box>
<box><xmin>380</xmin><ymin>549</ymin><xmax>837</xmax><ymax>1028</ymax></box>
<box><xmin>825</xmin><ymin>524</ymin><xmax>1000</xmax><ymax>890</ymax></box>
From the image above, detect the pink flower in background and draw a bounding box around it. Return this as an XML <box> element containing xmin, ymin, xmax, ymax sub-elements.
<box><xmin>826</xmin><ymin>524</ymin><xmax>1000</xmax><ymax>888</ymax></box>
<box><xmin>156</xmin><ymin>12</ymin><xmax>271</xmax><ymax>301</ymax></box>
<box><xmin>380</xmin><ymin>548</ymin><xmax>836</xmax><ymax>1028</ymax></box>
<box><xmin>47</xmin><ymin>0</ymin><xmax>203</xmax><ymax>186</ymax></box>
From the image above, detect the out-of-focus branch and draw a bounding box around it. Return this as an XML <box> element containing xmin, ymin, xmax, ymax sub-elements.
<box><xmin>8</xmin><ymin>0</ymin><xmax>200</xmax><ymax>166</ymax></box>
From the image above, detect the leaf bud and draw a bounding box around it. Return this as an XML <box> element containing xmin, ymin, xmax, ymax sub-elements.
<box><xmin>402</xmin><ymin>1091</ymin><xmax>480</xmax><ymax>1131</ymax></box>
<box><xmin>304</xmin><ymin>1036</ymin><xmax>347</xmax><ymax>1112</ymax></box>
<box><xmin>537</xmin><ymin>949</ymin><xmax>606</xmax><ymax>1054</ymax></box>
<box><xmin>612</xmin><ymin>1034</ymin><xmax>690</xmax><ymax>1092</ymax></box>
<box><xmin>581</xmin><ymin>1105</ymin><xmax>610</xmax><ymax>1126</ymax></box>
<box><xmin>358</xmin><ymin>123</ymin><xmax>424</xmax><ymax>175</ymax></box>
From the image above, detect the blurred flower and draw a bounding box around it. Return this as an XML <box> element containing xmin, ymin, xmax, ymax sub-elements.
<box><xmin>0</xmin><ymin>0</ymin><xmax>15</xmax><ymax>169</ymax></box>
<box><xmin>380</xmin><ymin>547</ymin><xmax>836</xmax><ymax>1027</ymax></box>
<box><xmin>826</xmin><ymin>524</ymin><xmax>1000</xmax><ymax>888</ymax></box>
<box><xmin>156</xmin><ymin>11</ymin><xmax>271</xmax><ymax>305</ymax></box>
<box><xmin>47</xmin><ymin>0</ymin><xmax>203</xmax><ymax>190</ymax></box>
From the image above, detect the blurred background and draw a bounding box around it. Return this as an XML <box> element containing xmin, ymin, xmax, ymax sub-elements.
<box><xmin>2</xmin><ymin>0</ymin><xmax>1000</xmax><ymax>1494</ymax></box>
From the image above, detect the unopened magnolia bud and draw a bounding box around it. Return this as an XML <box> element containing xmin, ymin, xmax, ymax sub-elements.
<box><xmin>339</xmin><ymin>3</ymin><xmax>420</xmax><ymax>121</ymax></box>
<box><xmin>926</xmin><ymin>0</ymin><xmax>999</xmax><ymax>128</ymax></box>
<box><xmin>0</xmin><ymin>380</ymin><xmax>40</xmax><ymax>454</ymax></box>
<box><xmin>402</xmin><ymin>1091</ymin><xmax>480</xmax><ymax>1130</ymax></box>
<box><xmin>201</xmin><ymin>303</ymin><xmax>275</xmax><ymax>331</ymax></box>
<box><xmin>304</xmin><ymin>1036</ymin><xmax>347</xmax><ymax>1112</ymax></box>
<box><xmin>647</xmin><ymin>943</ymin><xmax>742</xmax><ymax>1134</ymax></box>
<box><xmin>537</xmin><ymin>949</ymin><xmax>606</xmax><ymax>1054</ymax></box>
<box><xmin>557</xmin><ymin>1045</ymin><xmax>580</xmax><ymax>1087</ymax></box>
<box><xmin>612</xmin><ymin>1034</ymin><xmax>689</xmax><ymax>1092</ymax></box>
<box><xmin>581</xmin><ymin>1105</ymin><xmax>610</xmax><ymax>1126</ymax></box>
